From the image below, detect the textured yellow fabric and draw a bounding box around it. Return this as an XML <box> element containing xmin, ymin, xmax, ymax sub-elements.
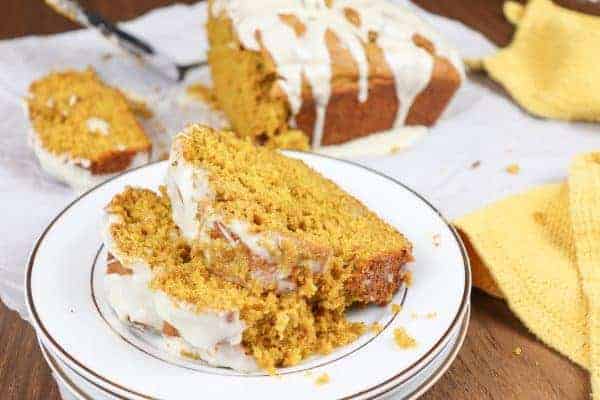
<box><xmin>455</xmin><ymin>152</ymin><xmax>600</xmax><ymax>397</ymax></box>
<box><xmin>502</xmin><ymin>0</ymin><xmax>525</xmax><ymax>25</ymax></box>
<box><xmin>570</xmin><ymin>153</ymin><xmax>600</xmax><ymax>393</ymax></box>
<box><xmin>457</xmin><ymin>230</ymin><xmax>503</xmax><ymax>298</ymax></box>
<box><xmin>455</xmin><ymin>183</ymin><xmax>589</xmax><ymax>368</ymax></box>
<box><xmin>482</xmin><ymin>0</ymin><xmax>600</xmax><ymax>122</ymax></box>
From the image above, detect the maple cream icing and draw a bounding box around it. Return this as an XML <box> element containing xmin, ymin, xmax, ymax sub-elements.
<box><xmin>103</xmin><ymin>214</ymin><xmax>259</xmax><ymax>372</ymax></box>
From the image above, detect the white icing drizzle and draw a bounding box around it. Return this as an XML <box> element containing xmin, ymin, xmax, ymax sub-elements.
<box><xmin>86</xmin><ymin>117</ymin><xmax>111</xmax><ymax>135</ymax></box>
<box><xmin>210</xmin><ymin>0</ymin><xmax>462</xmax><ymax>148</ymax></box>
<box><xmin>103</xmin><ymin>213</ymin><xmax>259</xmax><ymax>372</ymax></box>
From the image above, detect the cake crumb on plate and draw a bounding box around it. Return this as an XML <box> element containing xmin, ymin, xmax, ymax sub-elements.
<box><xmin>315</xmin><ymin>373</ymin><xmax>330</xmax><ymax>386</ymax></box>
<box><xmin>394</xmin><ymin>328</ymin><xmax>417</xmax><ymax>349</ymax></box>
<box><xmin>411</xmin><ymin>311</ymin><xmax>438</xmax><ymax>320</ymax></box>
<box><xmin>404</xmin><ymin>271</ymin><xmax>413</xmax><ymax>287</ymax></box>
<box><xmin>391</xmin><ymin>303</ymin><xmax>402</xmax><ymax>314</ymax></box>
<box><xmin>370</xmin><ymin>322</ymin><xmax>383</xmax><ymax>334</ymax></box>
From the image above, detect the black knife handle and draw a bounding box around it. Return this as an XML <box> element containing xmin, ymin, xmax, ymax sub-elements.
<box><xmin>84</xmin><ymin>11</ymin><xmax>156</xmax><ymax>55</ymax></box>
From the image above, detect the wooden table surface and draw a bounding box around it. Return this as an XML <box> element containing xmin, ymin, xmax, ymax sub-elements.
<box><xmin>0</xmin><ymin>0</ymin><xmax>590</xmax><ymax>399</ymax></box>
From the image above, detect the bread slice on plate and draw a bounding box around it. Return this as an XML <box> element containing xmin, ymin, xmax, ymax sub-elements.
<box><xmin>26</xmin><ymin>68</ymin><xmax>151</xmax><ymax>192</ymax></box>
<box><xmin>102</xmin><ymin>124</ymin><xmax>414</xmax><ymax>372</ymax></box>
<box><xmin>166</xmin><ymin>124</ymin><xmax>413</xmax><ymax>306</ymax></box>
<box><xmin>103</xmin><ymin>187</ymin><xmax>365</xmax><ymax>372</ymax></box>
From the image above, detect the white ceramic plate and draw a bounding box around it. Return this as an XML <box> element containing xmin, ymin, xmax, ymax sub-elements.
<box><xmin>39</xmin><ymin>305</ymin><xmax>470</xmax><ymax>400</ymax></box>
<box><xmin>27</xmin><ymin>153</ymin><xmax>470</xmax><ymax>400</ymax></box>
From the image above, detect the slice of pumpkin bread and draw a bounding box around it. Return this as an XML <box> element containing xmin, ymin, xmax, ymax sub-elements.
<box><xmin>103</xmin><ymin>186</ymin><xmax>364</xmax><ymax>372</ymax></box>
<box><xmin>166</xmin><ymin>124</ymin><xmax>413</xmax><ymax>305</ymax></box>
<box><xmin>26</xmin><ymin>68</ymin><xmax>151</xmax><ymax>191</ymax></box>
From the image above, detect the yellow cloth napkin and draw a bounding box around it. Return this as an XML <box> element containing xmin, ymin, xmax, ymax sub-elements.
<box><xmin>455</xmin><ymin>152</ymin><xmax>600</xmax><ymax>395</ymax></box>
<box><xmin>570</xmin><ymin>153</ymin><xmax>600</xmax><ymax>393</ymax></box>
<box><xmin>479</xmin><ymin>0</ymin><xmax>600</xmax><ymax>122</ymax></box>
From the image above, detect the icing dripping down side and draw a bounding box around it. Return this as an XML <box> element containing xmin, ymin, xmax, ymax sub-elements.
<box><xmin>210</xmin><ymin>0</ymin><xmax>463</xmax><ymax>148</ymax></box>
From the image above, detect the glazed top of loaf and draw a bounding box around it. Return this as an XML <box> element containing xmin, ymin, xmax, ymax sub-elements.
<box><xmin>209</xmin><ymin>0</ymin><xmax>464</xmax><ymax>147</ymax></box>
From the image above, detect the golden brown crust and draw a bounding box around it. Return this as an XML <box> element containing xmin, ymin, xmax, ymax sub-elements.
<box><xmin>406</xmin><ymin>55</ymin><xmax>461</xmax><ymax>126</ymax></box>
<box><xmin>89</xmin><ymin>144</ymin><xmax>150</xmax><ymax>175</ymax></box>
<box><xmin>407</xmin><ymin>33</ymin><xmax>461</xmax><ymax>126</ymax></box>
<box><xmin>295</xmin><ymin>33</ymin><xmax>461</xmax><ymax>146</ymax></box>
<box><xmin>162</xmin><ymin>321</ymin><xmax>181</xmax><ymax>337</ymax></box>
<box><xmin>89</xmin><ymin>113</ymin><xmax>150</xmax><ymax>175</ymax></box>
<box><xmin>295</xmin><ymin>77</ymin><xmax>399</xmax><ymax>146</ymax></box>
<box><xmin>106</xmin><ymin>252</ymin><xmax>133</xmax><ymax>275</ymax></box>
<box><xmin>345</xmin><ymin>249</ymin><xmax>414</xmax><ymax>306</ymax></box>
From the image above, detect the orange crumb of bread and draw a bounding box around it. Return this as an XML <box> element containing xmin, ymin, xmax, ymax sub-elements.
<box><xmin>394</xmin><ymin>328</ymin><xmax>417</xmax><ymax>349</ymax></box>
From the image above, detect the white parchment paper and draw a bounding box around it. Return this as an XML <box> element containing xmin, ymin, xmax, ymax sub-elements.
<box><xmin>1</xmin><ymin>1</ymin><xmax>599</xmax><ymax>323</ymax></box>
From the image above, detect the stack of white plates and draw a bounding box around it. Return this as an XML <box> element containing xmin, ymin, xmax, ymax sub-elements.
<box><xmin>26</xmin><ymin>153</ymin><xmax>471</xmax><ymax>400</ymax></box>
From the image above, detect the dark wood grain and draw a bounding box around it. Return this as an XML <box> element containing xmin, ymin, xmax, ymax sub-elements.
<box><xmin>0</xmin><ymin>302</ymin><xmax>61</xmax><ymax>400</ymax></box>
<box><xmin>423</xmin><ymin>291</ymin><xmax>590</xmax><ymax>400</ymax></box>
<box><xmin>0</xmin><ymin>0</ymin><xmax>590</xmax><ymax>399</ymax></box>
<box><xmin>412</xmin><ymin>0</ymin><xmax>518</xmax><ymax>46</ymax></box>
<box><xmin>0</xmin><ymin>291</ymin><xmax>589</xmax><ymax>400</ymax></box>
<box><xmin>1</xmin><ymin>0</ymin><xmax>197</xmax><ymax>39</ymax></box>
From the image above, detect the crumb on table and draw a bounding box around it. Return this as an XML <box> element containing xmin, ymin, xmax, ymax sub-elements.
<box><xmin>470</xmin><ymin>160</ymin><xmax>481</xmax><ymax>169</ymax></box>
<box><xmin>513</xmin><ymin>346</ymin><xmax>523</xmax><ymax>356</ymax></box>
<box><xmin>389</xmin><ymin>145</ymin><xmax>402</xmax><ymax>155</ymax></box>
<box><xmin>404</xmin><ymin>271</ymin><xmax>413</xmax><ymax>287</ymax></box>
<box><xmin>432</xmin><ymin>233</ymin><xmax>441</xmax><ymax>247</ymax></box>
<box><xmin>370</xmin><ymin>322</ymin><xmax>383</xmax><ymax>334</ymax></box>
<box><xmin>505</xmin><ymin>163</ymin><xmax>520</xmax><ymax>175</ymax></box>
<box><xmin>315</xmin><ymin>373</ymin><xmax>330</xmax><ymax>386</ymax></box>
<box><xmin>394</xmin><ymin>328</ymin><xmax>417</xmax><ymax>349</ymax></box>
